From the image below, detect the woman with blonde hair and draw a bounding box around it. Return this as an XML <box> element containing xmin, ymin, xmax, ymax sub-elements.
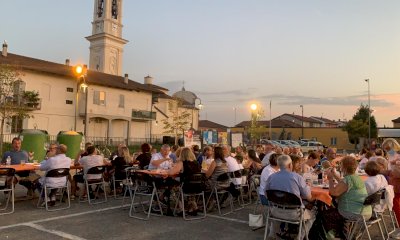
<box><xmin>112</xmin><ymin>146</ymin><xmax>132</xmax><ymax>181</ymax></box>
<box><xmin>168</xmin><ymin>147</ymin><xmax>201</xmax><ymax>215</ymax></box>
<box><xmin>382</xmin><ymin>138</ymin><xmax>400</xmax><ymax>170</ymax></box>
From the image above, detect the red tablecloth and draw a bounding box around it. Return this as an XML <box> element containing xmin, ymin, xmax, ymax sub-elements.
<box><xmin>0</xmin><ymin>164</ymin><xmax>82</xmax><ymax>172</ymax></box>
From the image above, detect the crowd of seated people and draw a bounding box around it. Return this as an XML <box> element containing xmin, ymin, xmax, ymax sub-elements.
<box><xmin>4</xmin><ymin>136</ymin><xmax>400</xmax><ymax>240</ymax></box>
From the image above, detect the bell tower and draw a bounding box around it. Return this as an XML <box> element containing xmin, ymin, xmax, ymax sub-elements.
<box><xmin>86</xmin><ymin>0</ymin><xmax>128</xmax><ymax>76</ymax></box>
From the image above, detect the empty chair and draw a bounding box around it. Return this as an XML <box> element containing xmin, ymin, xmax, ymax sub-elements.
<box><xmin>174</xmin><ymin>173</ymin><xmax>207</xmax><ymax>220</ymax></box>
<box><xmin>129</xmin><ymin>171</ymin><xmax>163</xmax><ymax>220</ymax></box>
<box><xmin>81</xmin><ymin>166</ymin><xmax>107</xmax><ymax>205</ymax></box>
<box><xmin>37</xmin><ymin>168</ymin><xmax>70</xmax><ymax>211</ymax></box>
<box><xmin>264</xmin><ymin>190</ymin><xmax>308</xmax><ymax>240</ymax></box>
<box><xmin>120</xmin><ymin>166</ymin><xmax>140</xmax><ymax>206</ymax></box>
<box><xmin>0</xmin><ymin>168</ymin><xmax>15</xmax><ymax>215</ymax></box>
<box><xmin>228</xmin><ymin>169</ymin><xmax>248</xmax><ymax>209</ymax></box>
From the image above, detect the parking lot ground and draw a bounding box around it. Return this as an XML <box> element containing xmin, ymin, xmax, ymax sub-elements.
<box><xmin>1</xmin><ymin>195</ymin><xmax>263</xmax><ymax>240</ymax></box>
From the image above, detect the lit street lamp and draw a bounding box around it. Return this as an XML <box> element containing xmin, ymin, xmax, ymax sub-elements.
<box><xmin>191</xmin><ymin>97</ymin><xmax>203</xmax><ymax>129</ymax></box>
<box><xmin>365</xmin><ymin>79</ymin><xmax>371</xmax><ymax>149</ymax></box>
<box><xmin>300</xmin><ymin>105</ymin><xmax>304</xmax><ymax>139</ymax></box>
<box><xmin>73</xmin><ymin>64</ymin><xmax>88</xmax><ymax>138</ymax></box>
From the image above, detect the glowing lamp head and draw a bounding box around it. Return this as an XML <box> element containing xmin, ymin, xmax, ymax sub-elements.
<box><xmin>75</xmin><ymin>65</ymin><xmax>83</xmax><ymax>75</ymax></box>
<box><xmin>250</xmin><ymin>104</ymin><xmax>257</xmax><ymax>111</ymax></box>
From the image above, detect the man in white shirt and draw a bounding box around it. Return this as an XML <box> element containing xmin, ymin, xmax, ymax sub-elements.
<box><xmin>38</xmin><ymin>144</ymin><xmax>71</xmax><ymax>205</ymax></box>
<box><xmin>261</xmin><ymin>143</ymin><xmax>276</xmax><ymax>167</ymax></box>
<box><xmin>148</xmin><ymin>144</ymin><xmax>173</xmax><ymax>170</ymax></box>
<box><xmin>222</xmin><ymin>145</ymin><xmax>242</xmax><ymax>185</ymax></box>
<box><xmin>259</xmin><ymin>153</ymin><xmax>280</xmax><ymax>205</ymax></box>
<box><xmin>78</xmin><ymin>146</ymin><xmax>104</xmax><ymax>180</ymax></box>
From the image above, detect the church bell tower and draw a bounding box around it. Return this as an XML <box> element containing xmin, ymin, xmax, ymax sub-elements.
<box><xmin>86</xmin><ymin>0</ymin><xmax>128</xmax><ymax>76</ymax></box>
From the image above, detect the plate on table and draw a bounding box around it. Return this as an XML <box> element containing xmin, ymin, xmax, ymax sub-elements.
<box><xmin>314</xmin><ymin>184</ymin><xmax>329</xmax><ymax>189</ymax></box>
<box><xmin>25</xmin><ymin>163</ymin><xmax>34</xmax><ymax>165</ymax></box>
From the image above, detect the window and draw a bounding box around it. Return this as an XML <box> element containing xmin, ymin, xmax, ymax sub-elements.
<box><xmin>11</xmin><ymin>116</ymin><xmax>23</xmax><ymax>133</ymax></box>
<box><xmin>118</xmin><ymin>94</ymin><xmax>124</xmax><ymax>108</ymax></box>
<box><xmin>93</xmin><ymin>91</ymin><xmax>106</xmax><ymax>105</ymax></box>
<box><xmin>330</xmin><ymin>137</ymin><xmax>337</xmax><ymax>146</ymax></box>
<box><xmin>66</xmin><ymin>87</ymin><xmax>74</xmax><ymax>92</ymax></box>
<box><xmin>13</xmin><ymin>80</ymin><xmax>26</xmax><ymax>105</ymax></box>
<box><xmin>66</xmin><ymin>100</ymin><xmax>73</xmax><ymax>105</ymax></box>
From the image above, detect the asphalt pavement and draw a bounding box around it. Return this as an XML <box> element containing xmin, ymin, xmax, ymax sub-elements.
<box><xmin>0</xmin><ymin>185</ymin><xmax>263</xmax><ymax>240</ymax></box>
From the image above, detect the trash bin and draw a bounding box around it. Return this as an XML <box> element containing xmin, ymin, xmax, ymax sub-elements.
<box><xmin>56</xmin><ymin>131</ymin><xmax>83</xmax><ymax>159</ymax></box>
<box><xmin>19</xmin><ymin>129</ymin><xmax>49</xmax><ymax>162</ymax></box>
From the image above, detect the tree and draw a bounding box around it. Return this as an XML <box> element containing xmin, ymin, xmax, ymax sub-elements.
<box><xmin>343</xmin><ymin>104</ymin><xmax>377</xmax><ymax>149</ymax></box>
<box><xmin>248</xmin><ymin>107</ymin><xmax>266</xmax><ymax>144</ymax></box>
<box><xmin>161</xmin><ymin>99</ymin><xmax>191</xmax><ymax>145</ymax></box>
<box><xmin>0</xmin><ymin>64</ymin><xmax>40</xmax><ymax>154</ymax></box>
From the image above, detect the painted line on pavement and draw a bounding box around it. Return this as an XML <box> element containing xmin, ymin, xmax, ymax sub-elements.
<box><xmin>23</xmin><ymin>223</ymin><xmax>87</xmax><ymax>240</ymax></box>
<box><xmin>207</xmin><ymin>213</ymin><xmax>249</xmax><ymax>224</ymax></box>
<box><xmin>0</xmin><ymin>204</ymin><xmax>131</xmax><ymax>231</ymax></box>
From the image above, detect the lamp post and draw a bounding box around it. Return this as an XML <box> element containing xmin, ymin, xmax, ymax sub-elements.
<box><xmin>149</xmin><ymin>93</ymin><xmax>158</xmax><ymax>143</ymax></box>
<box><xmin>250</xmin><ymin>103</ymin><xmax>258</xmax><ymax>144</ymax></box>
<box><xmin>233</xmin><ymin>107</ymin><xmax>237</xmax><ymax>126</ymax></box>
<box><xmin>73</xmin><ymin>65</ymin><xmax>88</xmax><ymax>138</ymax></box>
<box><xmin>365</xmin><ymin>79</ymin><xmax>371</xmax><ymax>149</ymax></box>
<box><xmin>300</xmin><ymin>105</ymin><xmax>304</xmax><ymax>139</ymax></box>
<box><xmin>269</xmin><ymin>101</ymin><xmax>272</xmax><ymax>140</ymax></box>
<box><xmin>192</xmin><ymin>98</ymin><xmax>203</xmax><ymax>129</ymax></box>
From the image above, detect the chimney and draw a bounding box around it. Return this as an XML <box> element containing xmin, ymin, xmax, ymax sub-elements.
<box><xmin>65</xmin><ymin>59</ymin><xmax>70</xmax><ymax>66</ymax></box>
<box><xmin>124</xmin><ymin>73</ymin><xmax>128</xmax><ymax>84</ymax></box>
<box><xmin>144</xmin><ymin>75</ymin><xmax>153</xmax><ymax>85</ymax></box>
<box><xmin>2</xmin><ymin>40</ymin><xmax>8</xmax><ymax>57</ymax></box>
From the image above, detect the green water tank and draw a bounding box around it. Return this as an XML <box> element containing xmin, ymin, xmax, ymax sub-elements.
<box><xmin>19</xmin><ymin>129</ymin><xmax>49</xmax><ymax>162</ymax></box>
<box><xmin>56</xmin><ymin>131</ymin><xmax>83</xmax><ymax>159</ymax></box>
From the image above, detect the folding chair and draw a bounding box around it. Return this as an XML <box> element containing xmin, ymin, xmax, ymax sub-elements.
<box><xmin>120</xmin><ymin>166</ymin><xmax>139</xmax><ymax>206</ymax></box>
<box><xmin>80</xmin><ymin>166</ymin><xmax>107</xmax><ymax>205</ymax></box>
<box><xmin>206</xmin><ymin>172</ymin><xmax>234</xmax><ymax>216</ymax></box>
<box><xmin>129</xmin><ymin>171</ymin><xmax>163</xmax><ymax>220</ymax></box>
<box><xmin>174</xmin><ymin>173</ymin><xmax>207</xmax><ymax>220</ymax></box>
<box><xmin>0</xmin><ymin>168</ymin><xmax>15</xmax><ymax>215</ymax></box>
<box><xmin>37</xmin><ymin>168</ymin><xmax>70</xmax><ymax>211</ymax></box>
<box><xmin>264</xmin><ymin>190</ymin><xmax>308</xmax><ymax>240</ymax></box>
<box><xmin>372</xmin><ymin>186</ymin><xmax>400</xmax><ymax>240</ymax></box>
<box><xmin>111</xmin><ymin>165</ymin><xmax>131</xmax><ymax>199</ymax></box>
<box><xmin>345</xmin><ymin>189</ymin><xmax>385</xmax><ymax>240</ymax></box>
<box><xmin>228</xmin><ymin>169</ymin><xmax>246</xmax><ymax>210</ymax></box>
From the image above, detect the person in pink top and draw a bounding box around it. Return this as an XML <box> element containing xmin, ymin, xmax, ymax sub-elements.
<box><xmin>381</xmin><ymin>155</ymin><xmax>400</xmax><ymax>224</ymax></box>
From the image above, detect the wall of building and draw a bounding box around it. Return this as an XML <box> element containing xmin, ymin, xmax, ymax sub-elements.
<box><xmin>22</xmin><ymin>70</ymin><xmax>77</xmax><ymax>135</ymax></box>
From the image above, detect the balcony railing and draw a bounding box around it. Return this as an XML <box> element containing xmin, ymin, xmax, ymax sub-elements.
<box><xmin>131</xmin><ymin>110</ymin><xmax>156</xmax><ymax>120</ymax></box>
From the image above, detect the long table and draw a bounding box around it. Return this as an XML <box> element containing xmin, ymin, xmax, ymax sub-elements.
<box><xmin>0</xmin><ymin>163</ymin><xmax>83</xmax><ymax>172</ymax></box>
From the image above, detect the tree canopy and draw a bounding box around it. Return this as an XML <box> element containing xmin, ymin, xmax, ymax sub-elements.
<box><xmin>343</xmin><ymin>104</ymin><xmax>377</xmax><ymax>147</ymax></box>
<box><xmin>0</xmin><ymin>64</ymin><xmax>40</xmax><ymax>154</ymax></box>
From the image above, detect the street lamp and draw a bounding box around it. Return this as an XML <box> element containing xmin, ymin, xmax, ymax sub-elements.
<box><xmin>233</xmin><ymin>107</ymin><xmax>237</xmax><ymax>126</ymax></box>
<box><xmin>250</xmin><ymin>103</ymin><xmax>258</xmax><ymax>144</ymax></box>
<box><xmin>191</xmin><ymin>98</ymin><xmax>203</xmax><ymax>129</ymax></box>
<box><xmin>365</xmin><ymin>79</ymin><xmax>371</xmax><ymax>149</ymax></box>
<box><xmin>300</xmin><ymin>105</ymin><xmax>304</xmax><ymax>139</ymax></box>
<box><xmin>73</xmin><ymin>64</ymin><xmax>88</xmax><ymax>138</ymax></box>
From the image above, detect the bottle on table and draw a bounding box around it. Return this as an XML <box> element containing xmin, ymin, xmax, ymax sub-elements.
<box><xmin>6</xmin><ymin>156</ymin><xmax>11</xmax><ymax>165</ymax></box>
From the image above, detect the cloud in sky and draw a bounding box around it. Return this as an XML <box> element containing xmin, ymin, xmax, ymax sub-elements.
<box><xmin>197</xmin><ymin>88</ymin><xmax>395</xmax><ymax>108</ymax></box>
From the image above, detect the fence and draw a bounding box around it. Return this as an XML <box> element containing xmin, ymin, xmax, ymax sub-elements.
<box><xmin>1</xmin><ymin>133</ymin><xmax>169</xmax><ymax>147</ymax></box>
